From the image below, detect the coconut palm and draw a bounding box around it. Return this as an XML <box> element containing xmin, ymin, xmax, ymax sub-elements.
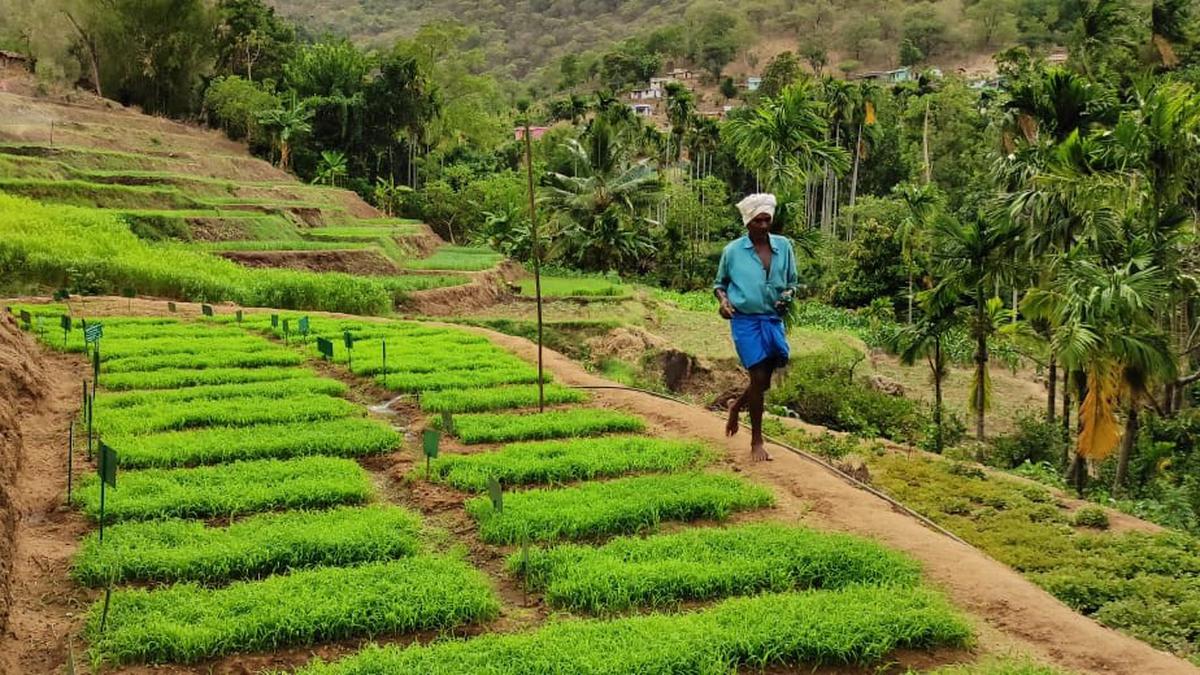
<box><xmin>541</xmin><ymin>117</ymin><xmax>662</xmax><ymax>273</ymax></box>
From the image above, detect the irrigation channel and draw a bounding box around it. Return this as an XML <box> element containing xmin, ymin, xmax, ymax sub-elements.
<box><xmin>1</xmin><ymin>298</ymin><xmax>1193</xmax><ymax>675</ymax></box>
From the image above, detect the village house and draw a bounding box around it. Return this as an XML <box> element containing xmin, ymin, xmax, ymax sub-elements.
<box><xmin>745</xmin><ymin>76</ymin><xmax>762</xmax><ymax>92</ymax></box>
<box><xmin>631</xmin><ymin>103</ymin><xmax>654</xmax><ymax>117</ymax></box>
<box><xmin>857</xmin><ymin>66</ymin><xmax>914</xmax><ymax>84</ymax></box>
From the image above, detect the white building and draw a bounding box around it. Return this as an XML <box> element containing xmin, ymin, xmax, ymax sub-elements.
<box><xmin>631</xmin><ymin>103</ymin><xmax>654</xmax><ymax>117</ymax></box>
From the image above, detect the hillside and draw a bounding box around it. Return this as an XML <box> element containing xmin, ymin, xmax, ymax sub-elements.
<box><xmin>268</xmin><ymin>0</ymin><xmax>1056</xmax><ymax>81</ymax></box>
<box><xmin>0</xmin><ymin>82</ymin><xmax>523</xmax><ymax>310</ymax></box>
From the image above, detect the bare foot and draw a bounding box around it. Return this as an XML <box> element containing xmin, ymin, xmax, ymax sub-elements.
<box><xmin>725</xmin><ymin>401</ymin><xmax>740</xmax><ymax>437</ymax></box>
<box><xmin>751</xmin><ymin>442</ymin><xmax>772</xmax><ymax>462</ymax></box>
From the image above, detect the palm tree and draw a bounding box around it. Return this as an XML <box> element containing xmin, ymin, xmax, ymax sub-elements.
<box><xmin>927</xmin><ymin>209</ymin><xmax>1021</xmax><ymax>441</ymax></box>
<box><xmin>256</xmin><ymin>97</ymin><xmax>312</xmax><ymax>172</ymax></box>
<box><xmin>892</xmin><ymin>281</ymin><xmax>961</xmax><ymax>454</ymax></box>
<box><xmin>664</xmin><ymin>82</ymin><xmax>695</xmax><ymax>165</ymax></box>
<box><xmin>1026</xmin><ymin>254</ymin><xmax>1175</xmax><ymax>494</ymax></box>
<box><xmin>314</xmin><ymin>150</ymin><xmax>348</xmax><ymax>187</ymax></box>
<box><xmin>894</xmin><ymin>182</ymin><xmax>942</xmax><ymax>324</ymax></box>
<box><xmin>722</xmin><ymin>80</ymin><xmax>849</xmax><ymax>194</ymax></box>
<box><xmin>542</xmin><ymin>117</ymin><xmax>662</xmax><ymax>272</ymax></box>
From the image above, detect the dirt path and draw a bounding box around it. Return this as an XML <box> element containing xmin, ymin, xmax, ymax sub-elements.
<box><xmin>472</xmin><ymin>327</ymin><xmax>1198</xmax><ymax>675</ymax></box>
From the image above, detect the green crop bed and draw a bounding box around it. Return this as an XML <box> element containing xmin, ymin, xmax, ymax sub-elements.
<box><xmin>519</xmin><ymin>275</ymin><xmax>628</xmax><ymax>299</ymax></box>
<box><xmin>111</xmin><ymin>418</ymin><xmax>400</xmax><ymax>468</ymax></box>
<box><xmin>443</xmin><ymin>409</ymin><xmax>645</xmax><ymax>444</ymax></box>
<box><xmin>95</xmin><ymin>377</ymin><xmax>348</xmax><ymax>410</ymax></box>
<box><xmin>512</xmin><ymin>522</ymin><xmax>921</xmax><ymax>612</ymax></box>
<box><xmin>87</xmin><ymin>556</ymin><xmax>501</xmax><ymax>665</ymax></box>
<box><xmin>350</xmin><ymin>350</ymin><xmax>530</xmax><ymax>376</ymax></box>
<box><xmin>95</xmin><ymin>335</ymin><xmax>279</xmax><ymax>360</ymax></box>
<box><xmin>73</xmin><ymin>456</ymin><xmax>372</xmax><ymax>521</ymax></box>
<box><xmin>378</xmin><ymin>366</ymin><xmax>544</xmax><ymax>393</ymax></box>
<box><xmin>403</xmin><ymin>246</ymin><xmax>504</xmax><ymax>271</ymax></box>
<box><xmin>0</xmin><ymin>194</ymin><xmax>395</xmax><ymax>314</ymax></box>
<box><xmin>100</xmin><ymin>365</ymin><xmax>312</xmax><ymax>390</ymax></box>
<box><xmin>430</xmin><ymin>436</ymin><xmax>710</xmax><ymax>492</ymax></box>
<box><xmin>294</xmin><ymin>586</ymin><xmax>971</xmax><ymax>674</ymax></box>
<box><xmin>93</xmin><ymin>393</ymin><xmax>361</xmax><ymax>436</ymax></box>
<box><xmin>73</xmin><ymin>505</ymin><xmax>422</xmax><ymax>586</ymax></box>
<box><xmin>419</xmin><ymin>384</ymin><xmax>587</xmax><ymax>413</ymax></box>
<box><xmin>467</xmin><ymin>472</ymin><xmax>773</xmax><ymax>544</ymax></box>
<box><xmin>101</xmin><ymin>348</ymin><xmax>303</xmax><ymax>373</ymax></box>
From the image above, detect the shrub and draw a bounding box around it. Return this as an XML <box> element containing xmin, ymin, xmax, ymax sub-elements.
<box><xmin>1073</xmin><ymin>506</ymin><xmax>1111</xmax><ymax>530</ymax></box>
<box><xmin>770</xmin><ymin>348</ymin><xmax>922</xmax><ymax>442</ymax></box>
<box><xmin>989</xmin><ymin>413</ymin><xmax>1066</xmax><ymax>469</ymax></box>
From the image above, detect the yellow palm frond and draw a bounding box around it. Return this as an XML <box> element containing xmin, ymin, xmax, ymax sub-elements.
<box><xmin>1077</xmin><ymin>364</ymin><xmax>1122</xmax><ymax>461</ymax></box>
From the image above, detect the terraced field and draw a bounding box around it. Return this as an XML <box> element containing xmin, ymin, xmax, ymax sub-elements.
<box><xmin>0</xmin><ymin>93</ymin><xmax>488</xmax><ymax>309</ymax></box>
<box><xmin>10</xmin><ymin>302</ymin><xmax>1081</xmax><ymax>673</ymax></box>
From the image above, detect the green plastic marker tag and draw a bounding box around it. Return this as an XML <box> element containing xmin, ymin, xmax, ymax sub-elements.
<box><xmin>422</xmin><ymin>429</ymin><xmax>440</xmax><ymax>459</ymax></box>
<box><xmin>60</xmin><ymin>315</ymin><xmax>72</xmax><ymax>332</ymax></box>
<box><xmin>282</xmin><ymin>318</ymin><xmax>290</xmax><ymax>334</ymax></box>
<box><xmin>487</xmin><ymin>477</ymin><xmax>503</xmax><ymax>514</ymax></box>
<box><xmin>271</xmin><ymin>314</ymin><xmax>279</xmax><ymax>328</ymax></box>
<box><xmin>84</xmin><ymin>323</ymin><xmax>103</xmax><ymax>344</ymax></box>
<box><xmin>236</xmin><ymin>309</ymin><xmax>243</xmax><ymax>323</ymax></box>
<box><xmin>343</xmin><ymin>331</ymin><xmax>354</xmax><ymax>350</ymax></box>
<box><xmin>120</xmin><ymin>287</ymin><xmax>135</xmax><ymax>299</ymax></box>
<box><xmin>201</xmin><ymin>304</ymin><xmax>214</xmax><ymax>317</ymax></box>
<box><xmin>98</xmin><ymin>442</ymin><xmax>118</xmax><ymax>488</ymax></box>
<box><xmin>167</xmin><ymin>301</ymin><xmax>176</xmax><ymax>313</ymax></box>
<box><xmin>441</xmin><ymin>411</ymin><xmax>455</xmax><ymax>435</ymax></box>
<box><xmin>298</xmin><ymin>316</ymin><xmax>310</xmax><ymax>336</ymax></box>
<box><xmin>316</xmin><ymin>337</ymin><xmax>334</xmax><ymax>361</ymax></box>
<box><xmin>19</xmin><ymin>310</ymin><xmax>31</xmax><ymax>328</ymax></box>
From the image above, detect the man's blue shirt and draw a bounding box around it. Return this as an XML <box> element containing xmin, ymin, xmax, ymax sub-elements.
<box><xmin>713</xmin><ymin>233</ymin><xmax>799</xmax><ymax>315</ymax></box>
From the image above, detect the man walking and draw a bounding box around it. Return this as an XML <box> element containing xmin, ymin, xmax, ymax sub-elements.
<box><xmin>714</xmin><ymin>193</ymin><xmax>798</xmax><ymax>461</ymax></box>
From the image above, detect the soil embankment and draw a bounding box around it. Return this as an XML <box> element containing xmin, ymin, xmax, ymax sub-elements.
<box><xmin>217</xmin><ymin>249</ymin><xmax>401</xmax><ymax>276</ymax></box>
<box><xmin>0</xmin><ymin>313</ymin><xmax>90</xmax><ymax>675</ymax></box>
<box><xmin>0</xmin><ymin>313</ymin><xmax>50</xmax><ymax>643</ymax></box>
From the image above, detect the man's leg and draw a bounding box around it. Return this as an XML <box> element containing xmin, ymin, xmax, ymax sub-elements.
<box><xmin>726</xmin><ymin>387</ymin><xmax>748</xmax><ymax>436</ymax></box>
<box><xmin>747</xmin><ymin>363</ymin><xmax>774</xmax><ymax>461</ymax></box>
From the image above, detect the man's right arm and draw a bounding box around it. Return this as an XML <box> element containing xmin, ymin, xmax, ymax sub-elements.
<box><xmin>713</xmin><ymin>247</ymin><xmax>735</xmax><ymax>319</ymax></box>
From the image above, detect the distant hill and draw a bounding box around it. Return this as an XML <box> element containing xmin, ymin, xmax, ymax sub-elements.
<box><xmin>268</xmin><ymin>0</ymin><xmax>1063</xmax><ymax>83</ymax></box>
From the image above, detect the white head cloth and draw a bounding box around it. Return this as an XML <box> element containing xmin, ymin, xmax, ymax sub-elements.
<box><xmin>736</xmin><ymin>193</ymin><xmax>777</xmax><ymax>226</ymax></box>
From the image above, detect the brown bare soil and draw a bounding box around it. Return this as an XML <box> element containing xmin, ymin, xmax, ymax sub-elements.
<box><xmin>0</xmin><ymin>314</ymin><xmax>91</xmax><ymax>675</ymax></box>
<box><xmin>400</xmin><ymin>262</ymin><xmax>524</xmax><ymax>316</ymax></box>
<box><xmin>217</xmin><ymin>249</ymin><xmax>400</xmax><ymax>275</ymax></box>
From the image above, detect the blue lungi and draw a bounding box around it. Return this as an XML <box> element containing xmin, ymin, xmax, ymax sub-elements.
<box><xmin>730</xmin><ymin>313</ymin><xmax>789</xmax><ymax>369</ymax></box>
